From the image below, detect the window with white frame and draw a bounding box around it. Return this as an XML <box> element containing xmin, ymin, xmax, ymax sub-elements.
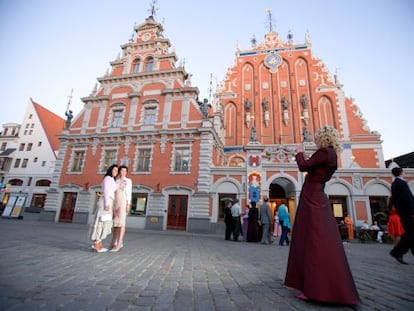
<box><xmin>102</xmin><ymin>149</ymin><xmax>117</xmax><ymax>172</ymax></box>
<box><xmin>22</xmin><ymin>158</ymin><xmax>28</xmax><ymax>168</ymax></box>
<box><xmin>173</xmin><ymin>146</ymin><xmax>191</xmax><ymax>172</ymax></box>
<box><xmin>132</xmin><ymin>58</ymin><xmax>141</xmax><ymax>73</ymax></box>
<box><xmin>70</xmin><ymin>150</ymin><xmax>85</xmax><ymax>172</ymax></box>
<box><xmin>144</xmin><ymin>107</ymin><xmax>157</xmax><ymax>125</ymax></box>
<box><xmin>145</xmin><ymin>57</ymin><xmax>154</xmax><ymax>72</ymax></box>
<box><xmin>112</xmin><ymin>108</ymin><xmax>124</xmax><ymax>127</ymax></box>
<box><xmin>136</xmin><ymin>148</ymin><xmax>152</xmax><ymax>172</ymax></box>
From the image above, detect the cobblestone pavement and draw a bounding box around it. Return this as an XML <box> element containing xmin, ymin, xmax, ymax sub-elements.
<box><xmin>0</xmin><ymin>216</ymin><xmax>413</xmax><ymax>311</ymax></box>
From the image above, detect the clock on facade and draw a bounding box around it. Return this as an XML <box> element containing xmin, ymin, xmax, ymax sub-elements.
<box><xmin>142</xmin><ymin>32</ymin><xmax>151</xmax><ymax>42</ymax></box>
<box><xmin>264</xmin><ymin>52</ymin><xmax>282</xmax><ymax>73</ymax></box>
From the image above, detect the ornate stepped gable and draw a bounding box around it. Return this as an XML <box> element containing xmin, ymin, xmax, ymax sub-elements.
<box><xmin>57</xmin><ymin>15</ymin><xmax>223</xmax><ymax>191</ymax></box>
<box><xmin>216</xmin><ymin>29</ymin><xmax>383</xmax><ymax>169</ymax></box>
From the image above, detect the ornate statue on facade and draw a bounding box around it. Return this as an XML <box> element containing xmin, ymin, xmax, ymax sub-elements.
<box><xmin>281</xmin><ymin>96</ymin><xmax>289</xmax><ymax>110</ymax></box>
<box><xmin>300</xmin><ymin>94</ymin><xmax>307</xmax><ymax>109</ymax></box>
<box><xmin>244</xmin><ymin>98</ymin><xmax>252</xmax><ymax>112</ymax></box>
<box><xmin>302</xmin><ymin>126</ymin><xmax>311</xmax><ymax>142</ymax></box>
<box><xmin>262</xmin><ymin>98</ymin><xmax>269</xmax><ymax>111</ymax></box>
<box><xmin>245</xmin><ymin>98</ymin><xmax>252</xmax><ymax>128</ymax></box>
<box><xmin>262</xmin><ymin>97</ymin><xmax>269</xmax><ymax>127</ymax></box>
<box><xmin>65</xmin><ymin>110</ymin><xmax>73</xmax><ymax>128</ymax></box>
<box><xmin>198</xmin><ymin>98</ymin><xmax>210</xmax><ymax>119</ymax></box>
<box><xmin>250</xmin><ymin>125</ymin><xmax>258</xmax><ymax>142</ymax></box>
<box><xmin>281</xmin><ymin>96</ymin><xmax>289</xmax><ymax>125</ymax></box>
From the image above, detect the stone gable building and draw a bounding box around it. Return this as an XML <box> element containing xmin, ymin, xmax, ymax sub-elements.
<box><xmin>39</xmin><ymin>13</ymin><xmax>413</xmax><ymax>233</ymax></box>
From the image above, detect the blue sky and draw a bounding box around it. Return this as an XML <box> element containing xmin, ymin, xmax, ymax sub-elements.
<box><xmin>0</xmin><ymin>0</ymin><xmax>413</xmax><ymax>160</ymax></box>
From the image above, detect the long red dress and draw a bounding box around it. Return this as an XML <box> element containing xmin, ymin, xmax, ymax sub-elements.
<box><xmin>284</xmin><ymin>147</ymin><xmax>360</xmax><ymax>305</ymax></box>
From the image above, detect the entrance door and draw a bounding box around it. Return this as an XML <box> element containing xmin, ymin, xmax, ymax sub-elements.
<box><xmin>167</xmin><ymin>195</ymin><xmax>188</xmax><ymax>230</ymax></box>
<box><xmin>59</xmin><ymin>192</ymin><xmax>77</xmax><ymax>223</ymax></box>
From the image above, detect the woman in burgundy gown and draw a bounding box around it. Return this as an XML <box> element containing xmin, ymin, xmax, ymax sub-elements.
<box><xmin>284</xmin><ymin>126</ymin><xmax>360</xmax><ymax>305</ymax></box>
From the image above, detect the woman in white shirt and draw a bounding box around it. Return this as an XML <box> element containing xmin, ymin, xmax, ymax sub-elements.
<box><xmin>110</xmin><ymin>165</ymin><xmax>132</xmax><ymax>252</ymax></box>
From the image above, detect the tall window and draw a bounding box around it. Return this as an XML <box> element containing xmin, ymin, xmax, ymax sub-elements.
<box><xmin>14</xmin><ymin>158</ymin><xmax>21</xmax><ymax>168</ymax></box>
<box><xmin>102</xmin><ymin>149</ymin><xmax>117</xmax><ymax>172</ymax></box>
<box><xmin>27</xmin><ymin>143</ymin><xmax>33</xmax><ymax>151</ymax></box>
<box><xmin>144</xmin><ymin>107</ymin><xmax>157</xmax><ymax>125</ymax></box>
<box><xmin>71</xmin><ymin>151</ymin><xmax>85</xmax><ymax>172</ymax></box>
<box><xmin>19</xmin><ymin>143</ymin><xmax>25</xmax><ymax>151</ymax></box>
<box><xmin>174</xmin><ymin>147</ymin><xmax>190</xmax><ymax>172</ymax></box>
<box><xmin>1</xmin><ymin>142</ymin><xmax>6</xmax><ymax>151</ymax></box>
<box><xmin>145</xmin><ymin>57</ymin><xmax>154</xmax><ymax>72</ymax></box>
<box><xmin>22</xmin><ymin>158</ymin><xmax>28</xmax><ymax>168</ymax></box>
<box><xmin>112</xmin><ymin>109</ymin><xmax>124</xmax><ymax>127</ymax></box>
<box><xmin>136</xmin><ymin>148</ymin><xmax>151</xmax><ymax>171</ymax></box>
<box><xmin>132</xmin><ymin>58</ymin><xmax>141</xmax><ymax>73</ymax></box>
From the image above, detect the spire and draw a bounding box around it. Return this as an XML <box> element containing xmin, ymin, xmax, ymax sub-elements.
<box><xmin>266</xmin><ymin>8</ymin><xmax>275</xmax><ymax>33</ymax></box>
<box><xmin>149</xmin><ymin>0</ymin><xmax>158</xmax><ymax>18</ymax></box>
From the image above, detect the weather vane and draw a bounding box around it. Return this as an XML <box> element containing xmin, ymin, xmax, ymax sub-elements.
<box><xmin>149</xmin><ymin>0</ymin><xmax>158</xmax><ymax>18</ymax></box>
<box><xmin>266</xmin><ymin>8</ymin><xmax>274</xmax><ymax>33</ymax></box>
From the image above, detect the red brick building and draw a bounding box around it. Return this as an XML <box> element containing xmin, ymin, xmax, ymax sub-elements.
<box><xmin>41</xmin><ymin>13</ymin><xmax>413</xmax><ymax>233</ymax></box>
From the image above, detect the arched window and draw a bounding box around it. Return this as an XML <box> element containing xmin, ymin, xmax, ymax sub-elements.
<box><xmin>132</xmin><ymin>58</ymin><xmax>141</xmax><ymax>73</ymax></box>
<box><xmin>35</xmin><ymin>179</ymin><xmax>51</xmax><ymax>187</ymax></box>
<box><xmin>9</xmin><ymin>178</ymin><xmax>23</xmax><ymax>186</ymax></box>
<box><xmin>145</xmin><ymin>57</ymin><xmax>154</xmax><ymax>72</ymax></box>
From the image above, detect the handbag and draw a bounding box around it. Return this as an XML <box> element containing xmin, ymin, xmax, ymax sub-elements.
<box><xmin>100</xmin><ymin>213</ymin><xmax>112</xmax><ymax>222</ymax></box>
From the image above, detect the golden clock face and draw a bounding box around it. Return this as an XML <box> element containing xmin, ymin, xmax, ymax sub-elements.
<box><xmin>142</xmin><ymin>32</ymin><xmax>151</xmax><ymax>42</ymax></box>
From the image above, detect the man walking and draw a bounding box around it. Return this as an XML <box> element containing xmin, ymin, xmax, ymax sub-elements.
<box><xmin>260</xmin><ymin>196</ymin><xmax>272</xmax><ymax>244</ymax></box>
<box><xmin>389</xmin><ymin>167</ymin><xmax>414</xmax><ymax>264</ymax></box>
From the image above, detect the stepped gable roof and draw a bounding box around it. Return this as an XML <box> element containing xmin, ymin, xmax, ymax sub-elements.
<box><xmin>30</xmin><ymin>98</ymin><xmax>65</xmax><ymax>153</ymax></box>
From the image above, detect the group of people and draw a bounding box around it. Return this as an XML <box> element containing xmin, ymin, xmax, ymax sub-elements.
<box><xmin>224</xmin><ymin>197</ymin><xmax>291</xmax><ymax>246</ymax></box>
<box><xmin>89</xmin><ymin>164</ymin><xmax>132</xmax><ymax>253</ymax></box>
<box><xmin>86</xmin><ymin>125</ymin><xmax>414</xmax><ymax>308</ymax></box>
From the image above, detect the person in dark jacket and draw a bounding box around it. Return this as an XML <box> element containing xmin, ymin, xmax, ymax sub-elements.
<box><xmin>389</xmin><ymin>167</ymin><xmax>414</xmax><ymax>264</ymax></box>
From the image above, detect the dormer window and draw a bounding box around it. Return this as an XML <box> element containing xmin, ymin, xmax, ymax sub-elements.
<box><xmin>145</xmin><ymin>57</ymin><xmax>154</xmax><ymax>72</ymax></box>
<box><xmin>132</xmin><ymin>58</ymin><xmax>141</xmax><ymax>73</ymax></box>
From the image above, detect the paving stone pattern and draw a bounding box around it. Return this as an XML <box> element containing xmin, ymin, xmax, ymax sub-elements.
<box><xmin>0</xmin><ymin>217</ymin><xmax>413</xmax><ymax>311</ymax></box>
